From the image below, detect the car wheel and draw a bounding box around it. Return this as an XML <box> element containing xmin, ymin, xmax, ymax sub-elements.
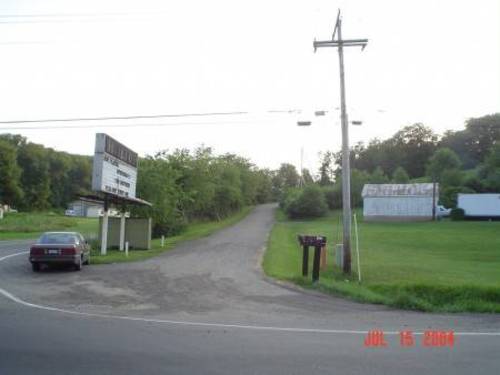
<box><xmin>32</xmin><ymin>263</ymin><xmax>40</xmax><ymax>272</ymax></box>
<box><xmin>74</xmin><ymin>257</ymin><xmax>82</xmax><ymax>271</ymax></box>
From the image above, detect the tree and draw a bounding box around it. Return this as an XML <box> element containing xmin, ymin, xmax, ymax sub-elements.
<box><xmin>0</xmin><ymin>139</ymin><xmax>23</xmax><ymax>207</ymax></box>
<box><xmin>369</xmin><ymin>166</ymin><xmax>389</xmax><ymax>183</ymax></box>
<box><xmin>391</xmin><ymin>123</ymin><xmax>438</xmax><ymax>177</ymax></box>
<box><xmin>318</xmin><ymin>151</ymin><xmax>335</xmax><ymax>186</ymax></box>
<box><xmin>392</xmin><ymin>166</ymin><xmax>410</xmax><ymax>183</ymax></box>
<box><xmin>440</xmin><ymin>113</ymin><xmax>500</xmax><ymax>168</ymax></box>
<box><xmin>17</xmin><ymin>143</ymin><xmax>51</xmax><ymax>210</ymax></box>
<box><xmin>463</xmin><ymin>114</ymin><xmax>500</xmax><ymax>163</ymax></box>
<box><xmin>47</xmin><ymin>150</ymin><xmax>70</xmax><ymax>208</ymax></box>
<box><xmin>272</xmin><ymin>163</ymin><xmax>300</xmax><ymax>200</ymax></box>
<box><xmin>426</xmin><ymin>148</ymin><xmax>462</xmax><ymax>183</ymax></box>
<box><xmin>482</xmin><ymin>144</ymin><xmax>500</xmax><ymax>191</ymax></box>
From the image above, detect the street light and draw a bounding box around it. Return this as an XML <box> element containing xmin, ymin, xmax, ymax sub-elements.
<box><xmin>297</xmin><ymin>121</ymin><xmax>312</xmax><ymax>126</ymax></box>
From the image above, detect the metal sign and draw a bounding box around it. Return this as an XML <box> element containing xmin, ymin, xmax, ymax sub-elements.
<box><xmin>92</xmin><ymin>133</ymin><xmax>138</xmax><ymax>199</ymax></box>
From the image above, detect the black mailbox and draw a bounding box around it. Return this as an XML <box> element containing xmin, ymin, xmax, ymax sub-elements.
<box><xmin>297</xmin><ymin>235</ymin><xmax>327</xmax><ymax>283</ymax></box>
<box><xmin>297</xmin><ymin>235</ymin><xmax>327</xmax><ymax>247</ymax></box>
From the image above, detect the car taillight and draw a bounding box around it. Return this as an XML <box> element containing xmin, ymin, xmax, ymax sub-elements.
<box><xmin>61</xmin><ymin>247</ymin><xmax>76</xmax><ymax>255</ymax></box>
<box><xmin>30</xmin><ymin>247</ymin><xmax>44</xmax><ymax>255</ymax></box>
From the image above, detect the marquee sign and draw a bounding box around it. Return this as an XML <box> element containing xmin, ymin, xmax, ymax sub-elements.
<box><xmin>92</xmin><ymin>133</ymin><xmax>138</xmax><ymax>199</ymax></box>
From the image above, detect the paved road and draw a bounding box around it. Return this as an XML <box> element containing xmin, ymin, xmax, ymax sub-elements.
<box><xmin>1</xmin><ymin>204</ymin><xmax>499</xmax><ymax>374</ymax></box>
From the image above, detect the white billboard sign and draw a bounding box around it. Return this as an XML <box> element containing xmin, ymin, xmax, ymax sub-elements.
<box><xmin>92</xmin><ymin>133</ymin><xmax>138</xmax><ymax>199</ymax></box>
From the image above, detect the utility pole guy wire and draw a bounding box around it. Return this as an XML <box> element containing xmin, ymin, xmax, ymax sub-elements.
<box><xmin>314</xmin><ymin>10</ymin><xmax>368</xmax><ymax>274</ymax></box>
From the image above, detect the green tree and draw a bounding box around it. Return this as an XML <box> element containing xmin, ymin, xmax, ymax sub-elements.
<box><xmin>17</xmin><ymin>143</ymin><xmax>51</xmax><ymax>210</ymax></box>
<box><xmin>370</xmin><ymin>166</ymin><xmax>389</xmax><ymax>183</ymax></box>
<box><xmin>272</xmin><ymin>163</ymin><xmax>300</xmax><ymax>199</ymax></box>
<box><xmin>482</xmin><ymin>144</ymin><xmax>500</xmax><ymax>191</ymax></box>
<box><xmin>0</xmin><ymin>139</ymin><xmax>23</xmax><ymax>206</ymax></box>
<box><xmin>318</xmin><ymin>151</ymin><xmax>335</xmax><ymax>186</ymax></box>
<box><xmin>426</xmin><ymin>148</ymin><xmax>462</xmax><ymax>183</ymax></box>
<box><xmin>47</xmin><ymin>150</ymin><xmax>70</xmax><ymax>208</ymax></box>
<box><xmin>392</xmin><ymin>166</ymin><xmax>410</xmax><ymax>183</ymax></box>
<box><xmin>391</xmin><ymin>123</ymin><xmax>438</xmax><ymax>177</ymax></box>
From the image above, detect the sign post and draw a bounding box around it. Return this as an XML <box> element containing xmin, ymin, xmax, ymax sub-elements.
<box><xmin>101</xmin><ymin>196</ymin><xmax>109</xmax><ymax>255</ymax></box>
<box><xmin>92</xmin><ymin>133</ymin><xmax>139</xmax><ymax>255</ymax></box>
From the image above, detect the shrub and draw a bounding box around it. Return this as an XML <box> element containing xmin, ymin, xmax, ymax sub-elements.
<box><xmin>285</xmin><ymin>185</ymin><xmax>328</xmax><ymax>219</ymax></box>
<box><xmin>279</xmin><ymin>187</ymin><xmax>301</xmax><ymax>210</ymax></box>
<box><xmin>322</xmin><ymin>186</ymin><xmax>341</xmax><ymax>210</ymax></box>
<box><xmin>450</xmin><ymin>208</ymin><xmax>465</xmax><ymax>221</ymax></box>
<box><xmin>440</xmin><ymin>186</ymin><xmax>475</xmax><ymax>208</ymax></box>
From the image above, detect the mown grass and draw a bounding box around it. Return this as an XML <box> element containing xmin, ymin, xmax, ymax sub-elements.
<box><xmin>263</xmin><ymin>209</ymin><xmax>500</xmax><ymax>313</ymax></box>
<box><xmin>89</xmin><ymin>206</ymin><xmax>254</xmax><ymax>264</ymax></box>
<box><xmin>0</xmin><ymin>211</ymin><xmax>98</xmax><ymax>240</ymax></box>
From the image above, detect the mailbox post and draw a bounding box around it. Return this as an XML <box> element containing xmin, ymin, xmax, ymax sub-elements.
<box><xmin>298</xmin><ymin>235</ymin><xmax>327</xmax><ymax>283</ymax></box>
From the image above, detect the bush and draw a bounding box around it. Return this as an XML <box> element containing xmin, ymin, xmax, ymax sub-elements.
<box><xmin>450</xmin><ymin>208</ymin><xmax>465</xmax><ymax>221</ymax></box>
<box><xmin>284</xmin><ymin>185</ymin><xmax>328</xmax><ymax>219</ymax></box>
<box><xmin>322</xmin><ymin>186</ymin><xmax>341</xmax><ymax>210</ymax></box>
<box><xmin>279</xmin><ymin>187</ymin><xmax>301</xmax><ymax>210</ymax></box>
<box><xmin>440</xmin><ymin>186</ymin><xmax>475</xmax><ymax>208</ymax></box>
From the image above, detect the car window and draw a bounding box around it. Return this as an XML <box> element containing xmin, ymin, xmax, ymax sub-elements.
<box><xmin>38</xmin><ymin>233</ymin><xmax>78</xmax><ymax>245</ymax></box>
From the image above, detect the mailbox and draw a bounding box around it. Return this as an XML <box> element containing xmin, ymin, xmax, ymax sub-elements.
<box><xmin>297</xmin><ymin>235</ymin><xmax>327</xmax><ymax>283</ymax></box>
<box><xmin>297</xmin><ymin>235</ymin><xmax>327</xmax><ymax>247</ymax></box>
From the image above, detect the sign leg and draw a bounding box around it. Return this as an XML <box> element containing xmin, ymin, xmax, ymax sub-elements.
<box><xmin>302</xmin><ymin>245</ymin><xmax>309</xmax><ymax>277</ymax></box>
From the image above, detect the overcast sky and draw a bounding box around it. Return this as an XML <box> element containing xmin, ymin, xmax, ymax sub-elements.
<box><xmin>0</xmin><ymin>0</ymin><xmax>499</xmax><ymax>174</ymax></box>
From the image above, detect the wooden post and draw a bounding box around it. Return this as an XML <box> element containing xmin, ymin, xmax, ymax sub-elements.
<box><xmin>312</xmin><ymin>245</ymin><xmax>322</xmax><ymax>282</ymax></box>
<box><xmin>302</xmin><ymin>245</ymin><xmax>309</xmax><ymax>277</ymax></box>
<box><xmin>320</xmin><ymin>245</ymin><xmax>327</xmax><ymax>270</ymax></box>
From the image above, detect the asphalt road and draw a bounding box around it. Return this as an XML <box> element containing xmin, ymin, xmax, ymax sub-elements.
<box><xmin>1</xmin><ymin>204</ymin><xmax>499</xmax><ymax>374</ymax></box>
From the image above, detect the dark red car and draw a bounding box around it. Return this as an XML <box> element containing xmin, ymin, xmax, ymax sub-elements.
<box><xmin>29</xmin><ymin>232</ymin><xmax>91</xmax><ymax>272</ymax></box>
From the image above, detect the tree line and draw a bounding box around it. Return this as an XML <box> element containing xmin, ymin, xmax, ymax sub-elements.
<box><xmin>0</xmin><ymin>135</ymin><xmax>276</xmax><ymax>236</ymax></box>
<box><xmin>0</xmin><ymin>134</ymin><xmax>92</xmax><ymax>211</ymax></box>
<box><xmin>278</xmin><ymin>113</ymin><xmax>500</xmax><ymax>218</ymax></box>
<box><xmin>131</xmin><ymin>147</ymin><xmax>274</xmax><ymax>236</ymax></box>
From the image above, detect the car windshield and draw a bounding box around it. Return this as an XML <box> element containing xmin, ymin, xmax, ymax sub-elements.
<box><xmin>38</xmin><ymin>233</ymin><xmax>77</xmax><ymax>245</ymax></box>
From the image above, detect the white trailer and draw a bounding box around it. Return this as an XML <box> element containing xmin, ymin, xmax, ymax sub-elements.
<box><xmin>457</xmin><ymin>193</ymin><xmax>500</xmax><ymax>218</ymax></box>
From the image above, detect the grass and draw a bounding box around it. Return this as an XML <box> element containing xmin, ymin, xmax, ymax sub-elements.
<box><xmin>0</xmin><ymin>211</ymin><xmax>98</xmax><ymax>240</ymax></box>
<box><xmin>263</xmin><ymin>209</ymin><xmax>500</xmax><ymax>313</ymax></box>
<box><xmin>89</xmin><ymin>206</ymin><xmax>254</xmax><ymax>264</ymax></box>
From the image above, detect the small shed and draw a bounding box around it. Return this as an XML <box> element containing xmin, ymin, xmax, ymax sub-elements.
<box><xmin>67</xmin><ymin>198</ymin><xmax>104</xmax><ymax>218</ymax></box>
<box><xmin>362</xmin><ymin>183</ymin><xmax>438</xmax><ymax>221</ymax></box>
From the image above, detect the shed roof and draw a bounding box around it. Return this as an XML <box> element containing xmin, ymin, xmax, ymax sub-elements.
<box><xmin>361</xmin><ymin>183</ymin><xmax>437</xmax><ymax>198</ymax></box>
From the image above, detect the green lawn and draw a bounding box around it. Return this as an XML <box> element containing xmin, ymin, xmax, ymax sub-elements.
<box><xmin>0</xmin><ymin>211</ymin><xmax>98</xmax><ymax>240</ymax></box>
<box><xmin>264</xmin><ymin>209</ymin><xmax>500</xmax><ymax>313</ymax></box>
<box><xmin>89</xmin><ymin>206</ymin><xmax>254</xmax><ymax>264</ymax></box>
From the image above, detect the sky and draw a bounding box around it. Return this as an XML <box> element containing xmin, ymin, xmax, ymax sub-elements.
<box><xmin>0</xmin><ymin>0</ymin><xmax>499</xmax><ymax>175</ymax></box>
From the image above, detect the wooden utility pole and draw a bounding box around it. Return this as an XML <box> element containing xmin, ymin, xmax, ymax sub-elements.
<box><xmin>314</xmin><ymin>10</ymin><xmax>368</xmax><ymax>274</ymax></box>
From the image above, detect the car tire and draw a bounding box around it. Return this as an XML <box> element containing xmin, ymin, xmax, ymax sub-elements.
<box><xmin>32</xmin><ymin>263</ymin><xmax>40</xmax><ymax>272</ymax></box>
<box><xmin>74</xmin><ymin>257</ymin><xmax>82</xmax><ymax>271</ymax></box>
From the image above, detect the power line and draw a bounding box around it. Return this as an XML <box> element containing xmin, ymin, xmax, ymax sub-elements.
<box><xmin>0</xmin><ymin>119</ymin><xmax>261</xmax><ymax>131</ymax></box>
<box><xmin>0</xmin><ymin>12</ymin><xmax>139</xmax><ymax>18</ymax></box>
<box><xmin>0</xmin><ymin>11</ymin><xmax>165</xmax><ymax>25</ymax></box>
<box><xmin>0</xmin><ymin>111</ymin><xmax>249</xmax><ymax>125</ymax></box>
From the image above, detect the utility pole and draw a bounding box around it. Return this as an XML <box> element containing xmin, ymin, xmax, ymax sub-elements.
<box><xmin>300</xmin><ymin>146</ymin><xmax>304</xmax><ymax>187</ymax></box>
<box><xmin>314</xmin><ymin>10</ymin><xmax>368</xmax><ymax>274</ymax></box>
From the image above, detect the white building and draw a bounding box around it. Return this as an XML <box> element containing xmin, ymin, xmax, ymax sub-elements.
<box><xmin>362</xmin><ymin>183</ymin><xmax>438</xmax><ymax>221</ymax></box>
<box><xmin>67</xmin><ymin>198</ymin><xmax>103</xmax><ymax>218</ymax></box>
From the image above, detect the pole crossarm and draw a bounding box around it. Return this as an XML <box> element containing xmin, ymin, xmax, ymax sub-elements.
<box><xmin>314</xmin><ymin>39</ymin><xmax>368</xmax><ymax>51</ymax></box>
